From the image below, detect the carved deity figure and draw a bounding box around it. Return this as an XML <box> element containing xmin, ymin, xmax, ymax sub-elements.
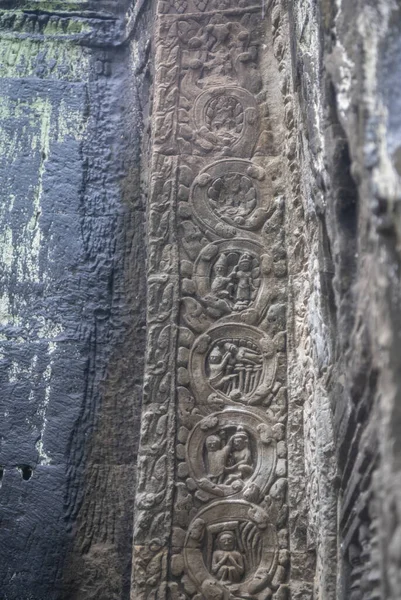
<box><xmin>208</xmin><ymin>344</ymin><xmax>237</xmax><ymax>390</ymax></box>
<box><xmin>211</xmin><ymin>254</ymin><xmax>234</xmax><ymax>299</ymax></box>
<box><xmin>230</xmin><ymin>253</ymin><xmax>255</xmax><ymax>310</ymax></box>
<box><xmin>207</xmin><ymin>340</ymin><xmax>263</xmax><ymax>398</ymax></box>
<box><xmin>208</xmin><ymin>175</ymin><xmax>257</xmax><ymax>226</ymax></box>
<box><xmin>205</xmin><ymin>434</ymin><xmax>232</xmax><ymax>484</ymax></box>
<box><xmin>224</xmin><ymin>428</ymin><xmax>253</xmax><ymax>485</ymax></box>
<box><xmin>206</xmin><ymin>251</ymin><xmax>260</xmax><ymax>313</ymax></box>
<box><xmin>206</xmin><ymin>95</ymin><xmax>243</xmax><ymax>145</ymax></box>
<box><xmin>211</xmin><ymin>531</ymin><xmax>245</xmax><ymax>584</ymax></box>
<box><xmin>205</xmin><ymin>428</ymin><xmax>253</xmax><ymax>485</ymax></box>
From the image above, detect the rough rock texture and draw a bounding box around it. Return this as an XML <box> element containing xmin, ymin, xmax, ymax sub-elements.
<box><xmin>288</xmin><ymin>0</ymin><xmax>401</xmax><ymax>598</ymax></box>
<box><xmin>0</xmin><ymin>2</ymin><xmax>151</xmax><ymax>599</ymax></box>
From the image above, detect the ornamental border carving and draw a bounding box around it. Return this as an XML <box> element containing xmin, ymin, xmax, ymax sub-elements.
<box><xmin>132</xmin><ymin>1</ymin><xmax>313</xmax><ymax>598</ymax></box>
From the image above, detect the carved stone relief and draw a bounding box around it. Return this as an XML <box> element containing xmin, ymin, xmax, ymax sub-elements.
<box><xmin>183</xmin><ymin>501</ymin><xmax>278</xmax><ymax>599</ymax></box>
<box><xmin>186</xmin><ymin>409</ymin><xmax>276</xmax><ymax>497</ymax></box>
<box><xmin>189</xmin><ymin>324</ymin><xmax>277</xmax><ymax>407</ymax></box>
<box><xmin>190</xmin><ymin>160</ymin><xmax>271</xmax><ymax>238</ymax></box>
<box><xmin>132</xmin><ymin>1</ymin><xmax>312</xmax><ymax>598</ymax></box>
<box><xmin>192</xmin><ymin>88</ymin><xmax>259</xmax><ymax>157</ymax></box>
<box><xmin>193</xmin><ymin>240</ymin><xmax>267</xmax><ymax>314</ymax></box>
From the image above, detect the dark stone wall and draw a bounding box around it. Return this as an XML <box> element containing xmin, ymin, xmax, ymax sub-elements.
<box><xmin>0</xmin><ymin>2</ymin><xmax>152</xmax><ymax>599</ymax></box>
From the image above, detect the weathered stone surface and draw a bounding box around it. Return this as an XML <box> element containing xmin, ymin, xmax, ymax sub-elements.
<box><xmin>0</xmin><ymin>2</ymin><xmax>151</xmax><ymax>599</ymax></box>
<box><xmin>131</xmin><ymin>2</ymin><xmax>312</xmax><ymax>599</ymax></box>
<box><xmin>1</xmin><ymin>0</ymin><xmax>401</xmax><ymax>599</ymax></box>
<box><xmin>287</xmin><ymin>0</ymin><xmax>401</xmax><ymax>598</ymax></box>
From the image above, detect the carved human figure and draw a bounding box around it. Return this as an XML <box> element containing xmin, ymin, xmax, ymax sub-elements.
<box><xmin>205</xmin><ymin>428</ymin><xmax>253</xmax><ymax>486</ymax></box>
<box><xmin>208</xmin><ymin>344</ymin><xmax>237</xmax><ymax>390</ymax></box>
<box><xmin>207</xmin><ymin>341</ymin><xmax>263</xmax><ymax>398</ymax></box>
<box><xmin>200</xmin><ymin>249</ymin><xmax>261</xmax><ymax>314</ymax></box>
<box><xmin>224</xmin><ymin>428</ymin><xmax>253</xmax><ymax>485</ymax></box>
<box><xmin>211</xmin><ymin>531</ymin><xmax>245</xmax><ymax>584</ymax></box>
<box><xmin>230</xmin><ymin>252</ymin><xmax>255</xmax><ymax>310</ymax></box>
<box><xmin>208</xmin><ymin>175</ymin><xmax>257</xmax><ymax>225</ymax></box>
<box><xmin>211</xmin><ymin>254</ymin><xmax>234</xmax><ymax>299</ymax></box>
<box><xmin>205</xmin><ymin>434</ymin><xmax>232</xmax><ymax>484</ymax></box>
<box><xmin>205</xmin><ymin>95</ymin><xmax>244</xmax><ymax>145</ymax></box>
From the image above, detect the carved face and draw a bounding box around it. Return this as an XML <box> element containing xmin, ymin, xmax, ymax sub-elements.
<box><xmin>217</xmin><ymin>531</ymin><xmax>236</xmax><ymax>551</ymax></box>
<box><xmin>214</xmin><ymin>265</ymin><xmax>226</xmax><ymax>276</ymax></box>
<box><xmin>189</xmin><ymin>518</ymin><xmax>205</xmax><ymax>542</ymax></box>
<box><xmin>206</xmin><ymin>435</ymin><xmax>221</xmax><ymax>451</ymax></box>
<box><xmin>232</xmin><ymin>434</ymin><xmax>247</xmax><ymax>450</ymax></box>
<box><xmin>238</xmin><ymin>255</ymin><xmax>252</xmax><ymax>271</ymax></box>
<box><xmin>209</xmin><ymin>347</ymin><xmax>223</xmax><ymax>364</ymax></box>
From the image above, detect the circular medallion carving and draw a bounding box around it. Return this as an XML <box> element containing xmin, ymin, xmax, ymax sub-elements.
<box><xmin>207</xmin><ymin>173</ymin><xmax>257</xmax><ymax>226</ymax></box>
<box><xmin>189</xmin><ymin>323</ymin><xmax>276</xmax><ymax>406</ymax></box>
<box><xmin>186</xmin><ymin>409</ymin><xmax>276</xmax><ymax>498</ymax></box>
<box><xmin>183</xmin><ymin>500</ymin><xmax>277</xmax><ymax>599</ymax></box>
<box><xmin>190</xmin><ymin>160</ymin><xmax>271</xmax><ymax>239</ymax></box>
<box><xmin>193</xmin><ymin>87</ymin><xmax>259</xmax><ymax>157</ymax></box>
<box><xmin>193</xmin><ymin>239</ymin><xmax>273</xmax><ymax>316</ymax></box>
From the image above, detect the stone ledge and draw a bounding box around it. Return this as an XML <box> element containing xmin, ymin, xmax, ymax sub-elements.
<box><xmin>0</xmin><ymin>0</ymin><xmax>131</xmax><ymax>17</ymax></box>
<box><xmin>0</xmin><ymin>0</ymin><xmax>147</xmax><ymax>47</ymax></box>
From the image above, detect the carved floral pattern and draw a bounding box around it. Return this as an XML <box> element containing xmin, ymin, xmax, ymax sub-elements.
<box><xmin>132</xmin><ymin>2</ymin><xmax>302</xmax><ymax>599</ymax></box>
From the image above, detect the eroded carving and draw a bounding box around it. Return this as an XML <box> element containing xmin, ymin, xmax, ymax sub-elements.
<box><xmin>212</xmin><ymin>530</ymin><xmax>245</xmax><ymax>584</ymax></box>
<box><xmin>192</xmin><ymin>239</ymin><xmax>274</xmax><ymax>320</ymax></box>
<box><xmin>193</xmin><ymin>87</ymin><xmax>259</xmax><ymax>157</ymax></box>
<box><xmin>207</xmin><ymin>174</ymin><xmax>257</xmax><ymax>226</ymax></box>
<box><xmin>212</xmin><ymin>250</ymin><xmax>260</xmax><ymax>310</ymax></box>
<box><xmin>208</xmin><ymin>428</ymin><xmax>252</xmax><ymax>485</ymax></box>
<box><xmin>186</xmin><ymin>409</ymin><xmax>276</xmax><ymax>497</ymax></box>
<box><xmin>190</xmin><ymin>159</ymin><xmax>271</xmax><ymax>238</ymax></box>
<box><xmin>134</xmin><ymin>2</ymin><xmax>296</xmax><ymax>599</ymax></box>
<box><xmin>190</xmin><ymin>323</ymin><xmax>276</xmax><ymax>406</ymax></box>
<box><xmin>208</xmin><ymin>341</ymin><xmax>262</xmax><ymax>396</ymax></box>
<box><xmin>160</xmin><ymin>0</ymin><xmax>258</xmax><ymax>15</ymax></box>
<box><xmin>183</xmin><ymin>501</ymin><xmax>277</xmax><ymax>599</ymax></box>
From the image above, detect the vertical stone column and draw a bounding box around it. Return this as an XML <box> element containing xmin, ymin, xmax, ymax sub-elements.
<box><xmin>132</xmin><ymin>1</ymin><xmax>314</xmax><ymax>598</ymax></box>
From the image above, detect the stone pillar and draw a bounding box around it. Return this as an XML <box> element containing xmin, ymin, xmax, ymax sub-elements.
<box><xmin>2</xmin><ymin>0</ymin><xmax>401</xmax><ymax>599</ymax></box>
<box><xmin>132</xmin><ymin>1</ymin><xmax>317</xmax><ymax>599</ymax></box>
